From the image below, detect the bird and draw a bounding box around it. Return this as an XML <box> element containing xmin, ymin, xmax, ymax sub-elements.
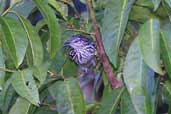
<box><xmin>64</xmin><ymin>34</ymin><xmax>96</xmax><ymax>67</ymax></box>
<box><xmin>64</xmin><ymin>34</ymin><xmax>104</xmax><ymax>103</ymax></box>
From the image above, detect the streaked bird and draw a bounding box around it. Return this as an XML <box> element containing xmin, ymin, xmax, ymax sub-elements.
<box><xmin>64</xmin><ymin>34</ymin><xmax>96</xmax><ymax>66</ymax></box>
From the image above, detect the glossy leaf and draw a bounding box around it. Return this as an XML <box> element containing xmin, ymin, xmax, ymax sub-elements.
<box><xmin>33</xmin><ymin>0</ymin><xmax>61</xmax><ymax>59</ymax></box>
<box><xmin>120</xmin><ymin>90</ymin><xmax>137</xmax><ymax>114</ymax></box>
<box><xmin>0</xmin><ymin>17</ymin><xmax>28</xmax><ymax>68</ymax></box>
<box><xmin>165</xmin><ymin>0</ymin><xmax>171</xmax><ymax>7</ymax></box>
<box><xmin>17</xmin><ymin>15</ymin><xmax>44</xmax><ymax>66</ymax></box>
<box><xmin>102</xmin><ymin>0</ymin><xmax>135</xmax><ymax>67</ymax></box>
<box><xmin>11</xmin><ymin>69</ymin><xmax>39</xmax><ymax>106</ymax></box>
<box><xmin>160</xmin><ymin>23</ymin><xmax>171</xmax><ymax>78</ymax></box>
<box><xmin>123</xmin><ymin>39</ymin><xmax>156</xmax><ymax>114</ymax></box>
<box><xmin>8</xmin><ymin>97</ymin><xmax>31</xmax><ymax>114</ymax></box>
<box><xmin>97</xmin><ymin>88</ymin><xmax>125</xmax><ymax>114</ymax></box>
<box><xmin>0</xmin><ymin>43</ymin><xmax>5</xmax><ymax>90</ymax></box>
<box><xmin>49</xmin><ymin>78</ymin><xmax>85</xmax><ymax>114</ymax></box>
<box><xmin>152</xmin><ymin>0</ymin><xmax>161</xmax><ymax>11</ymax></box>
<box><xmin>138</xmin><ymin>19</ymin><xmax>163</xmax><ymax>75</ymax></box>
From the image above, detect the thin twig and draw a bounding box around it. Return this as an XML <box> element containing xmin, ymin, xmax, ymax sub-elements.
<box><xmin>86</xmin><ymin>0</ymin><xmax>122</xmax><ymax>88</ymax></box>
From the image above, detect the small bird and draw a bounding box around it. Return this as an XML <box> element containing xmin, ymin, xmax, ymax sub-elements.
<box><xmin>64</xmin><ymin>34</ymin><xmax>96</xmax><ymax>66</ymax></box>
<box><xmin>64</xmin><ymin>34</ymin><xmax>104</xmax><ymax>103</ymax></box>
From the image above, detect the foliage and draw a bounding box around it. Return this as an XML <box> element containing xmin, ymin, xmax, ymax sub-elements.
<box><xmin>0</xmin><ymin>0</ymin><xmax>171</xmax><ymax>114</ymax></box>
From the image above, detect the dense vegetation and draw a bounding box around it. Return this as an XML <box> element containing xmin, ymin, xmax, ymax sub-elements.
<box><xmin>0</xmin><ymin>0</ymin><xmax>171</xmax><ymax>114</ymax></box>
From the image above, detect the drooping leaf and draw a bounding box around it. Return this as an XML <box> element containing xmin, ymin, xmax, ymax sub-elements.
<box><xmin>8</xmin><ymin>97</ymin><xmax>31</xmax><ymax>114</ymax></box>
<box><xmin>11</xmin><ymin>69</ymin><xmax>39</xmax><ymax>106</ymax></box>
<box><xmin>49</xmin><ymin>78</ymin><xmax>85</xmax><ymax>114</ymax></box>
<box><xmin>165</xmin><ymin>0</ymin><xmax>171</xmax><ymax>7</ymax></box>
<box><xmin>97</xmin><ymin>88</ymin><xmax>125</xmax><ymax>114</ymax></box>
<box><xmin>152</xmin><ymin>0</ymin><xmax>161</xmax><ymax>11</ymax></box>
<box><xmin>0</xmin><ymin>17</ymin><xmax>28</xmax><ymax>68</ymax></box>
<box><xmin>120</xmin><ymin>90</ymin><xmax>137</xmax><ymax>114</ymax></box>
<box><xmin>33</xmin><ymin>0</ymin><xmax>61</xmax><ymax>59</ymax></box>
<box><xmin>123</xmin><ymin>38</ymin><xmax>156</xmax><ymax>114</ymax></box>
<box><xmin>16</xmin><ymin>15</ymin><xmax>43</xmax><ymax>66</ymax></box>
<box><xmin>160</xmin><ymin>23</ymin><xmax>171</xmax><ymax>78</ymax></box>
<box><xmin>138</xmin><ymin>18</ymin><xmax>163</xmax><ymax>75</ymax></box>
<box><xmin>101</xmin><ymin>0</ymin><xmax>135</xmax><ymax>67</ymax></box>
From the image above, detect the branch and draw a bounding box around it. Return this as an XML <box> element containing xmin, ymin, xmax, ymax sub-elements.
<box><xmin>86</xmin><ymin>0</ymin><xmax>122</xmax><ymax>88</ymax></box>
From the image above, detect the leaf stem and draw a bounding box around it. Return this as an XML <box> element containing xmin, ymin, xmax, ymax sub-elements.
<box><xmin>86</xmin><ymin>0</ymin><xmax>122</xmax><ymax>88</ymax></box>
<box><xmin>0</xmin><ymin>67</ymin><xmax>16</xmax><ymax>73</ymax></box>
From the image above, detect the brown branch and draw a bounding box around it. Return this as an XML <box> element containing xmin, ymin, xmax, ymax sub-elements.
<box><xmin>86</xmin><ymin>0</ymin><xmax>122</xmax><ymax>88</ymax></box>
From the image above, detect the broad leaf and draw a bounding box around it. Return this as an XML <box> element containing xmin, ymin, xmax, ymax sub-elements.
<box><xmin>152</xmin><ymin>0</ymin><xmax>161</xmax><ymax>11</ymax></box>
<box><xmin>33</xmin><ymin>62</ymin><xmax>49</xmax><ymax>85</ymax></box>
<box><xmin>123</xmin><ymin>39</ymin><xmax>156</xmax><ymax>114</ymax></box>
<box><xmin>160</xmin><ymin>23</ymin><xmax>171</xmax><ymax>78</ymax></box>
<box><xmin>8</xmin><ymin>97</ymin><xmax>31</xmax><ymax>114</ymax></box>
<box><xmin>0</xmin><ymin>17</ymin><xmax>28</xmax><ymax>68</ymax></box>
<box><xmin>97</xmin><ymin>88</ymin><xmax>125</xmax><ymax>114</ymax></box>
<box><xmin>49</xmin><ymin>78</ymin><xmax>85</xmax><ymax>114</ymax></box>
<box><xmin>102</xmin><ymin>0</ymin><xmax>135</xmax><ymax>67</ymax></box>
<box><xmin>33</xmin><ymin>0</ymin><xmax>61</xmax><ymax>59</ymax></box>
<box><xmin>11</xmin><ymin>69</ymin><xmax>39</xmax><ymax>106</ymax></box>
<box><xmin>17</xmin><ymin>15</ymin><xmax>43</xmax><ymax>66</ymax></box>
<box><xmin>138</xmin><ymin>19</ymin><xmax>163</xmax><ymax>75</ymax></box>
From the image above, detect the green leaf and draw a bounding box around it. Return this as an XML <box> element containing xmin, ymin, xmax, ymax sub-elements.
<box><xmin>7</xmin><ymin>0</ymin><xmax>35</xmax><ymax>18</ymax></box>
<box><xmin>11</xmin><ymin>69</ymin><xmax>39</xmax><ymax>106</ymax></box>
<box><xmin>16</xmin><ymin>15</ymin><xmax>43</xmax><ymax>66</ymax></box>
<box><xmin>123</xmin><ymin>38</ymin><xmax>156</xmax><ymax>114</ymax></box>
<box><xmin>120</xmin><ymin>90</ymin><xmax>137</xmax><ymax>114</ymax></box>
<box><xmin>152</xmin><ymin>0</ymin><xmax>161</xmax><ymax>11</ymax></box>
<box><xmin>160</xmin><ymin>23</ymin><xmax>171</xmax><ymax>78</ymax></box>
<box><xmin>48</xmin><ymin>0</ymin><xmax>67</xmax><ymax>20</ymax></box>
<box><xmin>0</xmin><ymin>43</ymin><xmax>5</xmax><ymax>90</ymax></box>
<box><xmin>97</xmin><ymin>88</ymin><xmax>125</xmax><ymax>114</ymax></box>
<box><xmin>8</xmin><ymin>97</ymin><xmax>31</xmax><ymax>114</ymax></box>
<box><xmin>165</xmin><ymin>0</ymin><xmax>171</xmax><ymax>7</ymax></box>
<box><xmin>102</xmin><ymin>0</ymin><xmax>135</xmax><ymax>67</ymax></box>
<box><xmin>0</xmin><ymin>0</ymin><xmax>6</xmax><ymax>14</ymax></box>
<box><xmin>49</xmin><ymin>78</ymin><xmax>85</xmax><ymax>114</ymax></box>
<box><xmin>33</xmin><ymin>0</ymin><xmax>61</xmax><ymax>59</ymax></box>
<box><xmin>138</xmin><ymin>19</ymin><xmax>163</xmax><ymax>75</ymax></box>
<box><xmin>163</xmin><ymin>80</ymin><xmax>171</xmax><ymax>96</ymax></box>
<box><xmin>0</xmin><ymin>78</ymin><xmax>15</xmax><ymax>113</ymax></box>
<box><xmin>0</xmin><ymin>17</ymin><xmax>28</xmax><ymax>68</ymax></box>
<box><xmin>129</xmin><ymin>5</ymin><xmax>153</xmax><ymax>23</ymax></box>
<box><xmin>33</xmin><ymin>62</ymin><xmax>49</xmax><ymax>85</ymax></box>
